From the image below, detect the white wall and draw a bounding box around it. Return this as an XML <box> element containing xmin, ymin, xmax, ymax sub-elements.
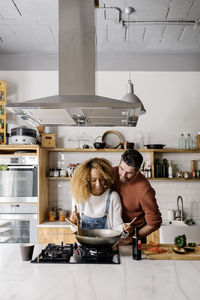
<box><xmin>2</xmin><ymin>70</ymin><xmax>200</xmax><ymax>147</ymax></box>
<box><xmin>1</xmin><ymin>70</ymin><xmax>200</xmax><ymax>222</ymax></box>
<box><xmin>1</xmin><ymin>71</ymin><xmax>58</xmax><ymax>128</ymax></box>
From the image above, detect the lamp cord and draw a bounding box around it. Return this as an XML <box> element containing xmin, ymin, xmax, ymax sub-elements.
<box><xmin>128</xmin><ymin>14</ymin><xmax>131</xmax><ymax>82</ymax></box>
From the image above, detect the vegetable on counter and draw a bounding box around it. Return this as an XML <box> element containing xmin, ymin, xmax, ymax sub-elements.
<box><xmin>184</xmin><ymin>247</ymin><xmax>195</xmax><ymax>252</ymax></box>
<box><xmin>188</xmin><ymin>242</ymin><xmax>196</xmax><ymax>247</ymax></box>
<box><xmin>173</xmin><ymin>246</ymin><xmax>186</xmax><ymax>254</ymax></box>
<box><xmin>173</xmin><ymin>235</ymin><xmax>196</xmax><ymax>254</ymax></box>
<box><xmin>174</xmin><ymin>234</ymin><xmax>187</xmax><ymax>248</ymax></box>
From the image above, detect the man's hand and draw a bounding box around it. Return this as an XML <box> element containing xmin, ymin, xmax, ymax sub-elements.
<box><xmin>123</xmin><ymin>223</ymin><xmax>134</xmax><ymax>234</ymax></box>
<box><xmin>112</xmin><ymin>235</ymin><xmax>133</xmax><ymax>250</ymax></box>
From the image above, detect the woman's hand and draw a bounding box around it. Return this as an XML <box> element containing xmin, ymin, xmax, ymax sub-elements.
<box><xmin>123</xmin><ymin>223</ymin><xmax>134</xmax><ymax>234</ymax></box>
<box><xmin>70</xmin><ymin>211</ymin><xmax>80</xmax><ymax>225</ymax></box>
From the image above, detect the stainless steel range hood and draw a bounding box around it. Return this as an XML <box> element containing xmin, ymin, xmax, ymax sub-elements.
<box><xmin>5</xmin><ymin>0</ymin><xmax>142</xmax><ymax>127</ymax></box>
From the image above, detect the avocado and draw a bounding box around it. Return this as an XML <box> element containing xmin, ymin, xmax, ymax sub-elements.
<box><xmin>184</xmin><ymin>247</ymin><xmax>195</xmax><ymax>252</ymax></box>
<box><xmin>188</xmin><ymin>242</ymin><xmax>196</xmax><ymax>247</ymax></box>
<box><xmin>173</xmin><ymin>246</ymin><xmax>186</xmax><ymax>254</ymax></box>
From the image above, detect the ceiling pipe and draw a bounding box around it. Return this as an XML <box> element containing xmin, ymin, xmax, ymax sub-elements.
<box><xmin>95</xmin><ymin>6</ymin><xmax>200</xmax><ymax>27</ymax></box>
<box><xmin>123</xmin><ymin>19</ymin><xmax>200</xmax><ymax>26</ymax></box>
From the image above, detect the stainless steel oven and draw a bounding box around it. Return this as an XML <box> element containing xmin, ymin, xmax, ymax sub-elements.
<box><xmin>0</xmin><ymin>155</ymin><xmax>38</xmax><ymax>203</ymax></box>
<box><xmin>0</xmin><ymin>203</ymin><xmax>37</xmax><ymax>243</ymax></box>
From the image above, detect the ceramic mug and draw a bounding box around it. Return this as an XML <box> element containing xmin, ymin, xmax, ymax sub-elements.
<box><xmin>167</xmin><ymin>209</ymin><xmax>175</xmax><ymax>221</ymax></box>
<box><xmin>20</xmin><ymin>243</ymin><xmax>34</xmax><ymax>261</ymax></box>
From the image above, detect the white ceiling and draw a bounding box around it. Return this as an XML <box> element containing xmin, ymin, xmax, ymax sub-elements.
<box><xmin>0</xmin><ymin>0</ymin><xmax>200</xmax><ymax>69</ymax></box>
<box><xmin>0</xmin><ymin>0</ymin><xmax>58</xmax><ymax>54</ymax></box>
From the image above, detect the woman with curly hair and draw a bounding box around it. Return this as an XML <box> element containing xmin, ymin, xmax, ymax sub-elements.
<box><xmin>70</xmin><ymin>157</ymin><xmax>131</xmax><ymax>232</ymax></box>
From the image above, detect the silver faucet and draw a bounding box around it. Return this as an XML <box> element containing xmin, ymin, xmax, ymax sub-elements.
<box><xmin>175</xmin><ymin>195</ymin><xmax>184</xmax><ymax>221</ymax></box>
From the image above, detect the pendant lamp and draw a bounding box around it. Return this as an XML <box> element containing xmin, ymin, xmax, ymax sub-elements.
<box><xmin>122</xmin><ymin>8</ymin><xmax>146</xmax><ymax>116</ymax></box>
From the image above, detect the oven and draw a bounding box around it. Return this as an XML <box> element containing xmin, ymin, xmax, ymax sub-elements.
<box><xmin>0</xmin><ymin>155</ymin><xmax>38</xmax><ymax>203</ymax></box>
<box><xmin>0</xmin><ymin>203</ymin><xmax>37</xmax><ymax>243</ymax></box>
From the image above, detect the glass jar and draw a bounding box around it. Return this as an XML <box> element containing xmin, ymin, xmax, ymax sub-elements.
<box><xmin>48</xmin><ymin>210</ymin><xmax>56</xmax><ymax>222</ymax></box>
<box><xmin>53</xmin><ymin>168</ymin><xmax>60</xmax><ymax>177</ymax></box>
<box><xmin>49</xmin><ymin>169</ymin><xmax>54</xmax><ymax>177</ymax></box>
<box><xmin>60</xmin><ymin>170</ymin><xmax>66</xmax><ymax>177</ymax></box>
<box><xmin>65</xmin><ymin>210</ymin><xmax>71</xmax><ymax>218</ymax></box>
<box><xmin>58</xmin><ymin>210</ymin><xmax>66</xmax><ymax>222</ymax></box>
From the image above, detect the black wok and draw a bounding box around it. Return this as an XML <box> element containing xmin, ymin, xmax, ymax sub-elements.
<box><xmin>74</xmin><ymin>229</ymin><xmax>121</xmax><ymax>247</ymax></box>
<box><xmin>145</xmin><ymin>144</ymin><xmax>166</xmax><ymax>149</ymax></box>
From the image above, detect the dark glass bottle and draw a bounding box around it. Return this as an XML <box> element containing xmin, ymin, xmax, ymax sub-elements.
<box><xmin>162</xmin><ymin>158</ymin><xmax>168</xmax><ymax>178</ymax></box>
<box><xmin>132</xmin><ymin>228</ymin><xmax>141</xmax><ymax>260</ymax></box>
<box><xmin>154</xmin><ymin>159</ymin><xmax>162</xmax><ymax>178</ymax></box>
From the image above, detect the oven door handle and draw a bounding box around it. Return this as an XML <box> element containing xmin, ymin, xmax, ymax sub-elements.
<box><xmin>0</xmin><ymin>214</ymin><xmax>37</xmax><ymax>220</ymax></box>
<box><xmin>7</xmin><ymin>166</ymin><xmax>35</xmax><ymax>169</ymax></box>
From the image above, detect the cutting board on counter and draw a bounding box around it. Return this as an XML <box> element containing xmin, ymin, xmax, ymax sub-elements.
<box><xmin>143</xmin><ymin>244</ymin><xmax>200</xmax><ymax>260</ymax></box>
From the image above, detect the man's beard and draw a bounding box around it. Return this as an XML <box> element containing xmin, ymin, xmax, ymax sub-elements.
<box><xmin>119</xmin><ymin>173</ymin><xmax>137</xmax><ymax>183</ymax></box>
<box><xmin>119</xmin><ymin>175</ymin><xmax>130</xmax><ymax>183</ymax></box>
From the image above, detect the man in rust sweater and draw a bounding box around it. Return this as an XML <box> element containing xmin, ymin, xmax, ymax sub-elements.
<box><xmin>113</xmin><ymin>149</ymin><xmax>162</xmax><ymax>244</ymax></box>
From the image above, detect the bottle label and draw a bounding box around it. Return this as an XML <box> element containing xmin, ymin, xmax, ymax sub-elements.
<box><xmin>138</xmin><ymin>240</ymin><xmax>141</xmax><ymax>250</ymax></box>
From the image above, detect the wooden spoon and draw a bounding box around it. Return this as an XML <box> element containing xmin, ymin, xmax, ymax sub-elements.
<box><xmin>75</xmin><ymin>205</ymin><xmax>82</xmax><ymax>236</ymax></box>
<box><xmin>129</xmin><ymin>216</ymin><xmax>138</xmax><ymax>226</ymax></box>
<box><xmin>123</xmin><ymin>216</ymin><xmax>138</xmax><ymax>234</ymax></box>
<box><xmin>65</xmin><ymin>217</ymin><xmax>77</xmax><ymax>229</ymax></box>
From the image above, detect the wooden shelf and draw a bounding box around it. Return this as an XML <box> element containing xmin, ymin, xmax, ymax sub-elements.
<box><xmin>0</xmin><ymin>144</ymin><xmax>40</xmax><ymax>155</ymax></box>
<box><xmin>150</xmin><ymin>178</ymin><xmax>200</xmax><ymax>181</ymax></box>
<box><xmin>46</xmin><ymin>176</ymin><xmax>200</xmax><ymax>181</ymax></box>
<box><xmin>46</xmin><ymin>148</ymin><xmax>125</xmax><ymax>152</ymax></box>
<box><xmin>47</xmin><ymin>177</ymin><xmax>70</xmax><ymax>180</ymax></box>
<box><xmin>45</xmin><ymin>147</ymin><xmax>200</xmax><ymax>153</ymax></box>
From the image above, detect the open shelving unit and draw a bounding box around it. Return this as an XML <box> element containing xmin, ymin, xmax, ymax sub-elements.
<box><xmin>45</xmin><ymin>148</ymin><xmax>200</xmax><ymax>181</ymax></box>
<box><xmin>0</xmin><ymin>80</ymin><xmax>7</xmax><ymax>144</ymax></box>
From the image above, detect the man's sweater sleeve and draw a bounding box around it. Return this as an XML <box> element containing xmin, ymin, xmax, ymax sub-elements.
<box><xmin>140</xmin><ymin>187</ymin><xmax>162</xmax><ymax>228</ymax></box>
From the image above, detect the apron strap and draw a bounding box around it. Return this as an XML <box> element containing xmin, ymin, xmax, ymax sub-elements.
<box><xmin>81</xmin><ymin>203</ymin><xmax>85</xmax><ymax>214</ymax></box>
<box><xmin>105</xmin><ymin>189</ymin><xmax>112</xmax><ymax>214</ymax></box>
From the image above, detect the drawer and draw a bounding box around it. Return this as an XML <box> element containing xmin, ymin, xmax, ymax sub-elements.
<box><xmin>38</xmin><ymin>227</ymin><xmax>76</xmax><ymax>244</ymax></box>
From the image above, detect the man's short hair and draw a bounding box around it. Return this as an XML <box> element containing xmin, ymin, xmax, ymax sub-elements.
<box><xmin>121</xmin><ymin>149</ymin><xmax>143</xmax><ymax>169</ymax></box>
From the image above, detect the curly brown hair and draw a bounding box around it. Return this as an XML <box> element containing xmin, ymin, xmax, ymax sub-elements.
<box><xmin>70</xmin><ymin>158</ymin><xmax>114</xmax><ymax>203</ymax></box>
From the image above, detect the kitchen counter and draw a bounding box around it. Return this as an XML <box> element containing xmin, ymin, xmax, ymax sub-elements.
<box><xmin>38</xmin><ymin>221</ymin><xmax>70</xmax><ymax>227</ymax></box>
<box><xmin>0</xmin><ymin>244</ymin><xmax>200</xmax><ymax>300</ymax></box>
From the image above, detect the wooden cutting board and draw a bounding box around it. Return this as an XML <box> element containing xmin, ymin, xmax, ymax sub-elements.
<box><xmin>143</xmin><ymin>244</ymin><xmax>200</xmax><ymax>260</ymax></box>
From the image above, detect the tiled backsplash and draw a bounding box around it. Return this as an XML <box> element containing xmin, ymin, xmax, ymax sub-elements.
<box><xmin>151</xmin><ymin>181</ymin><xmax>200</xmax><ymax>222</ymax></box>
<box><xmin>48</xmin><ymin>151</ymin><xmax>200</xmax><ymax>223</ymax></box>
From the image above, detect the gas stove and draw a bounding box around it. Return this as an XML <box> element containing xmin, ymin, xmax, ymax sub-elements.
<box><xmin>31</xmin><ymin>242</ymin><xmax>120</xmax><ymax>264</ymax></box>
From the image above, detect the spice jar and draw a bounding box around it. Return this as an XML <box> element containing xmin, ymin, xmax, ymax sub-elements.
<box><xmin>65</xmin><ymin>210</ymin><xmax>71</xmax><ymax>218</ymax></box>
<box><xmin>60</xmin><ymin>170</ymin><xmax>66</xmax><ymax>177</ymax></box>
<box><xmin>58</xmin><ymin>210</ymin><xmax>66</xmax><ymax>222</ymax></box>
<box><xmin>53</xmin><ymin>168</ymin><xmax>60</xmax><ymax>177</ymax></box>
<box><xmin>49</xmin><ymin>169</ymin><xmax>54</xmax><ymax>177</ymax></box>
<box><xmin>48</xmin><ymin>210</ymin><xmax>56</xmax><ymax>222</ymax></box>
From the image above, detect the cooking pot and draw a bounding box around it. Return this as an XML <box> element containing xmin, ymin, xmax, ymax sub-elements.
<box><xmin>11</xmin><ymin>127</ymin><xmax>36</xmax><ymax>138</ymax></box>
<box><xmin>120</xmin><ymin>142</ymin><xmax>134</xmax><ymax>149</ymax></box>
<box><xmin>10</xmin><ymin>127</ymin><xmax>37</xmax><ymax>145</ymax></box>
<box><xmin>145</xmin><ymin>144</ymin><xmax>166</xmax><ymax>149</ymax></box>
<box><xmin>93</xmin><ymin>136</ymin><xmax>106</xmax><ymax>149</ymax></box>
<box><xmin>75</xmin><ymin>229</ymin><xmax>121</xmax><ymax>247</ymax></box>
